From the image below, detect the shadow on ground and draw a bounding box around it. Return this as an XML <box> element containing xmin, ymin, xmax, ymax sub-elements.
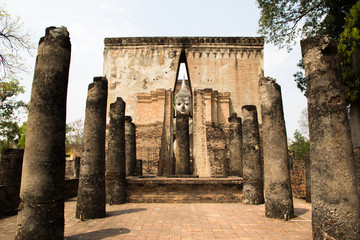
<box><xmin>65</xmin><ymin>228</ymin><xmax>130</xmax><ymax>240</ymax></box>
<box><xmin>294</xmin><ymin>207</ymin><xmax>309</xmax><ymax>217</ymax></box>
<box><xmin>106</xmin><ymin>208</ymin><xmax>147</xmax><ymax>217</ymax></box>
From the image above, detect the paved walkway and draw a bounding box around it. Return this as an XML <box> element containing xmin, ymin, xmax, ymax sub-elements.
<box><xmin>0</xmin><ymin>198</ymin><xmax>312</xmax><ymax>240</ymax></box>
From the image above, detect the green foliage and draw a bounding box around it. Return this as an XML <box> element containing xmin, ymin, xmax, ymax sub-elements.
<box><xmin>66</xmin><ymin>119</ymin><xmax>84</xmax><ymax>153</ymax></box>
<box><xmin>293</xmin><ymin>59</ymin><xmax>307</xmax><ymax>97</ymax></box>
<box><xmin>0</xmin><ymin>79</ymin><xmax>27</xmax><ymax>152</ymax></box>
<box><xmin>256</xmin><ymin>0</ymin><xmax>355</xmax><ymax>50</ymax></box>
<box><xmin>0</xmin><ymin>120</ymin><xmax>27</xmax><ymax>152</ymax></box>
<box><xmin>257</xmin><ymin>0</ymin><xmax>360</xmax><ymax>102</ymax></box>
<box><xmin>0</xmin><ymin>6</ymin><xmax>33</xmax><ymax>78</ymax></box>
<box><xmin>289</xmin><ymin>130</ymin><xmax>310</xmax><ymax>161</ymax></box>
<box><xmin>338</xmin><ymin>1</ymin><xmax>360</xmax><ymax>103</ymax></box>
<box><xmin>16</xmin><ymin>122</ymin><xmax>26</xmax><ymax>149</ymax></box>
<box><xmin>0</xmin><ymin>6</ymin><xmax>33</xmax><ymax>152</ymax></box>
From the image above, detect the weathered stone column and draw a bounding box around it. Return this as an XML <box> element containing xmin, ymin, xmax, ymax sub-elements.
<box><xmin>241</xmin><ymin>106</ymin><xmax>264</xmax><ymax>205</ymax></box>
<box><xmin>76</xmin><ymin>76</ymin><xmax>107</xmax><ymax>219</ymax></box>
<box><xmin>136</xmin><ymin>160</ymin><xmax>143</xmax><ymax>176</ymax></box>
<box><xmin>15</xmin><ymin>26</ymin><xmax>70</xmax><ymax>240</ymax></box>
<box><xmin>175</xmin><ymin>114</ymin><xmax>191</xmax><ymax>175</ymax></box>
<box><xmin>259</xmin><ymin>77</ymin><xmax>294</xmax><ymax>219</ymax></box>
<box><xmin>125</xmin><ymin>116</ymin><xmax>136</xmax><ymax>176</ymax></box>
<box><xmin>350</xmin><ymin>50</ymin><xmax>360</xmax><ymax>148</ymax></box>
<box><xmin>193</xmin><ymin>90</ymin><xmax>210</xmax><ymax>177</ymax></box>
<box><xmin>301</xmin><ymin>36</ymin><xmax>360</xmax><ymax>239</ymax></box>
<box><xmin>350</xmin><ymin>102</ymin><xmax>360</xmax><ymax>148</ymax></box>
<box><xmin>158</xmin><ymin>90</ymin><xmax>173</xmax><ymax>176</ymax></box>
<box><xmin>106</xmin><ymin>97</ymin><xmax>126</xmax><ymax>204</ymax></box>
<box><xmin>0</xmin><ymin>149</ymin><xmax>23</xmax><ymax>216</ymax></box>
<box><xmin>304</xmin><ymin>153</ymin><xmax>311</xmax><ymax>203</ymax></box>
<box><xmin>228</xmin><ymin>113</ymin><xmax>242</xmax><ymax>177</ymax></box>
<box><xmin>74</xmin><ymin>156</ymin><xmax>80</xmax><ymax>178</ymax></box>
<box><xmin>355</xmin><ymin>147</ymin><xmax>360</xmax><ymax>202</ymax></box>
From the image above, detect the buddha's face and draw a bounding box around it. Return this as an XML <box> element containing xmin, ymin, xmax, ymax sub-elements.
<box><xmin>175</xmin><ymin>95</ymin><xmax>191</xmax><ymax>115</ymax></box>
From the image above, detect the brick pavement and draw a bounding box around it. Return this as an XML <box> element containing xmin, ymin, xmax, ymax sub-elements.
<box><xmin>0</xmin><ymin>198</ymin><xmax>311</xmax><ymax>240</ymax></box>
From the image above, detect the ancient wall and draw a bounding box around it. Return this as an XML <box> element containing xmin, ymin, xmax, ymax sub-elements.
<box><xmin>104</xmin><ymin>38</ymin><xmax>180</xmax><ymax>124</ymax></box>
<box><xmin>186</xmin><ymin>40</ymin><xmax>263</xmax><ymax>118</ymax></box>
<box><xmin>193</xmin><ymin>89</ymin><xmax>231</xmax><ymax>177</ymax></box>
<box><xmin>126</xmin><ymin>177</ymin><xmax>243</xmax><ymax>203</ymax></box>
<box><xmin>0</xmin><ymin>149</ymin><xmax>23</xmax><ymax>217</ymax></box>
<box><xmin>206</xmin><ymin>124</ymin><xmax>230</xmax><ymax>176</ymax></box>
<box><xmin>135</xmin><ymin>90</ymin><xmax>167</xmax><ymax>175</ymax></box>
<box><xmin>136</xmin><ymin>123</ymin><xmax>162</xmax><ymax>175</ymax></box>
<box><xmin>65</xmin><ymin>159</ymin><xmax>75</xmax><ymax>179</ymax></box>
<box><xmin>103</xmin><ymin>37</ymin><xmax>264</xmax><ymax>176</ymax></box>
<box><xmin>103</xmin><ymin>37</ymin><xmax>264</xmax><ymax>124</ymax></box>
<box><xmin>290</xmin><ymin>160</ymin><xmax>306</xmax><ymax>199</ymax></box>
<box><xmin>136</xmin><ymin>89</ymin><xmax>167</xmax><ymax>125</ymax></box>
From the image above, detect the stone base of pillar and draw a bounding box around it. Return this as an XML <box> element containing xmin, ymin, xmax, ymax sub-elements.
<box><xmin>16</xmin><ymin>201</ymin><xmax>64</xmax><ymax>239</ymax></box>
<box><xmin>106</xmin><ymin>172</ymin><xmax>126</xmax><ymax>204</ymax></box>
<box><xmin>265</xmin><ymin>183</ymin><xmax>294</xmax><ymax>219</ymax></box>
<box><xmin>242</xmin><ymin>181</ymin><xmax>264</xmax><ymax>205</ymax></box>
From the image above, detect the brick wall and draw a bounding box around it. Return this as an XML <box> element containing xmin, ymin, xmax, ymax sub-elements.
<box><xmin>127</xmin><ymin>177</ymin><xmax>243</xmax><ymax>203</ymax></box>
<box><xmin>65</xmin><ymin>159</ymin><xmax>75</xmax><ymax>179</ymax></box>
<box><xmin>0</xmin><ymin>149</ymin><xmax>23</xmax><ymax>217</ymax></box>
<box><xmin>290</xmin><ymin>159</ymin><xmax>306</xmax><ymax>199</ymax></box>
<box><xmin>136</xmin><ymin>123</ymin><xmax>162</xmax><ymax>175</ymax></box>
<box><xmin>206</xmin><ymin>124</ymin><xmax>230</xmax><ymax>176</ymax></box>
<box><xmin>104</xmin><ymin>37</ymin><xmax>264</xmax><ymax>126</ymax></box>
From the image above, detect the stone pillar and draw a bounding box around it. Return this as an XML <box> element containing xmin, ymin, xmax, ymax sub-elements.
<box><xmin>350</xmin><ymin>50</ymin><xmax>360</xmax><ymax>148</ymax></box>
<box><xmin>74</xmin><ymin>156</ymin><xmax>80</xmax><ymax>178</ymax></box>
<box><xmin>217</xmin><ymin>92</ymin><xmax>231</xmax><ymax>124</ymax></box>
<box><xmin>203</xmin><ymin>89</ymin><xmax>213</xmax><ymax>123</ymax></box>
<box><xmin>136</xmin><ymin>160</ymin><xmax>143</xmax><ymax>176</ymax></box>
<box><xmin>158</xmin><ymin>90</ymin><xmax>173</xmax><ymax>176</ymax></box>
<box><xmin>211</xmin><ymin>91</ymin><xmax>218</xmax><ymax>124</ymax></box>
<box><xmin>0</xmin><ymin>149</ymin><xmax>23</xmax><ymax>216</ymax></box>
<box><xmin>15</xmin><ymin>26</ymin><xmax>70</xmax><ymax>240</ymax></box>
<box><xmin>106</xmin><ymin>98</ymin><xmax>126</xmax><ymax>204</ymax></box>
<box><xmin>259</xmin><ymin>77</ymin><xmax>294</xmax><ymax>219</ymax></box>
<box><xmin>76</xmin><ymin>76</ymin><xmax>107</xmax><ymax>219</ymax></box>
<box><xmin>350</xmin><ymin>101</ymin><xmax>360</xmax><ymax>148</ymax></box>
<box><xmin>354</xmin><ymin>147</ymin><xmax>360</xmax><ymax>203</ymax></box>
<box><xmin>125</xmin><ymin>116</ymin><xmax>136</xmax><ymax>176</ymax></box>
<box><xmin>193</xmin><ymin>90</ymin><xmax>210</xmax><ymax>177</ymax></box>
<box><xmin>175</xmin><ymin>114</ymin><xmax>191</xmax><ymax>175</ymax></box>
<box><xmin>304</xmin><ymin>153</ymin><xmax>311</xmax><ymax>203</ymax></box>
<box><xmin>241</xmin><ymin>106</ymin><xmax>264</xmax><ymax>205</ymax></box>
<box><xmin>301</xmin><ymin>36</ymin><xmax>360</xmax><ymax>239</ymax></box>
<box><xmin>228</xmin><ymin>113</ymin><xmax>242</xmax><ymax>176</ymax></box>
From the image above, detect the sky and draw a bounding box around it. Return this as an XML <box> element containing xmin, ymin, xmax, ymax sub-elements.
<box><xmin>2</xmin><ymin>0</ymin><xmax>307</xmax><ymax>140</ymax></box>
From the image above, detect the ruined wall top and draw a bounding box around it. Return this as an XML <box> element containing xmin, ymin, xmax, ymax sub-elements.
<box><xmin>104</xmin><ymin>37</ymin><xmax>264</xmax><ymax>47</ymax></box>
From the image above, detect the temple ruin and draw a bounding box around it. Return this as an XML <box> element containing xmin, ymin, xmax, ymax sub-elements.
<box><xmin>103</xmin><ymin>37</ymin><xmax>264</xmax><ymax>176</ymax></box>
<box><xmin>1</xmin><ymin>27</ymin><xmax>357</xmax><ymax>239</ymax></box>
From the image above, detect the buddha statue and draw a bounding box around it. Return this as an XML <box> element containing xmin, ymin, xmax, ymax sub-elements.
<box><xmin>174</xmin><ymin>78</ymin><xmax>191</xmax><ymax>115</ymax></box>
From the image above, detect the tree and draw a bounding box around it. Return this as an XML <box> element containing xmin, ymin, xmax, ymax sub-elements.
<box><xmin>256</xmin><ymin>0</ymin><xmax>358</xmax><ymax>98</ymax></box>
<box><xmin>0</xmin><ymin>79</ymin><xmax>27</xmax><ymax>151</ymax></box>
<box><xmin>66</xmin><ymin>119</ymin><xmax>84</xmax><ymax>157</ymax></box>
<box><xmin>0</xmin><ymin>6</ymin><xmax>33</xmax><ymax>152</ymax></box>
<box><xmin>289</xmin><ymin>129</ymin><xmax>310</xmax><ymax>161</ymax></box>
<box><xmin>16</xmin><ymin>121</ymin><xmax>26</xmax><ymax>149</ymax></box>
<box><xmin>257</xmin><ymin>0</ymin><xmax>356</xmax><ymax>50</ymax></box>
<box><xmin>257</xmin><ymin>1</ymin><xmax>360</xmax><ymax>146</ymax></box>
<box><xmin>298</xmin><ymin>108</ymin><xmax>309</xmax><ymax>138</ymax></box>
<box><xmin>0</xmin><ymin>6</ymin><xmax>32</xmax><ymax>78</ymax></box>
<box><xmin>338</xmin><ymin>1</ymin><xmax>360</xmax><ymax>103</ymax></box>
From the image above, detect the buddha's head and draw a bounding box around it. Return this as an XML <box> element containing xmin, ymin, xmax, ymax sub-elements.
<box><xmin>174</xmin><ymin>80</ymin><xmax>191</xmax><ymax>115</ymax></box>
